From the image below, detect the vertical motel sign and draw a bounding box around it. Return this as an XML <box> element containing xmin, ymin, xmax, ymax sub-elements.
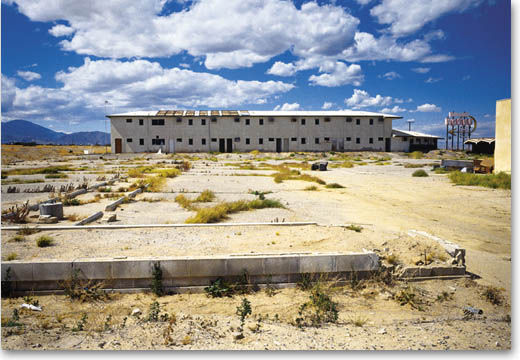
<box><xmin>445</xmin><ymin>112</ymin><xmax>477</xmax><ymax>151</ymax></box>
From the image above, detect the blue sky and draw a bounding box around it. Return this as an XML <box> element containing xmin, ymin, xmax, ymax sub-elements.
<box><xmin>1</xmin><ymin>0</ymin><xmax>511</xmax><ymax>142</ymax></box>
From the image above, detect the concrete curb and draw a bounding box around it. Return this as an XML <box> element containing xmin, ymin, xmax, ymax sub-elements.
<box><xmin>408</xmin><ymin>230</ymin><xmax>466</xmax><ymax>266</ymax></box>
<box><xmin>1</xmin><ymin>252</ymin><xmax>380</xmax><ymax>294</ymax></box>
<box><xmin>75</xmin><ymin>211</ymin><xmax>103</xmax><ymax>226</ymax></box>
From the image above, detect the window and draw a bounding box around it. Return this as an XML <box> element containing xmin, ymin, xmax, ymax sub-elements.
<box><xmin>369</xmin><ymin>119</ymin><xmax>374</xmax><ymax>125</ymax></box>
<box><xmin>301</xmin><ymin>138</ymin><xmax>306</xmax><ymax>144</ymax></box>
<box><xmin>234</xmin><ymin>137</ymin><xmax>240</xmax><ymax>142</ymax></box>
<box><xmin>315</xmin><ymin>138</ymin><xmax>320</xmax><ymax>144</ymax></box>
<box><xmin>259</xmin><ymin>138</ymin><xmax>264</xmax><ymax>145</ymax></box>
<box><xmin>315</xmin><ymin>118</ymin><xmax>320</xmax><ymax>125</ymax></box>
<box><xmin>259</xmin><ymin>119</ymin><xmax>264</xmax><ymax>125</ymax></box>
<box><xmin>152</xmin><ymin>119</ymin><xmax>165</xmax><ymax>126</ymax></box>
<box><xmin>269</xmin><ymin>138</ymin><xmax>274</xmax><ymax>142</ymax></box>
<box><xmin>378</xmin><ymin>117</ymin><xmax>384</xmax><ymax>123</ymax></box>
<box><xmin>139</xmin><ymin>139</ymin><xmax>144</xmax><ymax>145</ymax></box>
<box><xmin>152</xmin><ymin>138</ymin><xmax>165</xmax><ymax>145</ymax></box>
<box><xmin>201</xmin><ymin>119</ymin><xmax>206</xmax><ymax>125</ymax></box>
<box><xmin>324</xmin><ymin>137</ymin><xmax>330</xmax><ymax>142</ymax></box>
<box><xmin>245</xmin><ymin>119</ymin><xmax>250</xmax><ymax>125</ymax></box>
<box><xmin>346</xmin><ymin>137</ymin><xmax>351</xmax><ymax>141</ymax></box>
<box><xmin>324</xmin><ymin>118</ymin><xmax>330</xmax><ymax>122</ymax></box>
<box><xmin>346</xmin><ymin>117</ymin><xmax>352</xmax><ymax>123</ymax></box>
<box><xmin>291</xmin><ymin>137</ymin><xmax>297</xmax><ymax>142</ymax></box>
<box><xmin>402</xmin><ymin>137</ymin><xmax>407</xmax><ymax>142</ymax></box>
<box><xmin>176</xmin><ymin>118</ymin><xmax>182</xmax><ymax>123</ymax></box>
<box><xmin>202</xmin><ymin>138</ymin><xmax>206</xmax><ymax>145</ymax></box>
<box><xmin>211</xmin><ymin>117</ymin><xmax>217</xmax><ymax>123</ymax></box>
<box><xmin>139</xmin><ymin>119</ymin><xmax>144</xmax><ymax>126</ymax></box>
<box><xmin>246</xmin><ymin>138</ymin><xmax>250</xmax><ymax>145</ymax></box>
<box><xmin>126</xmin><ymin>119</ymin><xmax>132</xmax><ymax>123</ymax></box>
<box><xmin>234</xmin><ymin>118</ymin><xmax>240</xmax><ymax>123</ymax></box>
<box><xmin>356</xmin><ymin>119</ymin><xmax>360</xmax><ymax>125</ymax></box>
<box><xmin>176</xmin><ymin>138</ymin><xmax>182</xmax><ymax>142</ymax></box>
<box><xmin>378</xmin><ymin>137</ymin><xmax>384</xmax><ymax>142</ymax></box>
<box><xmin>369</xmin><ymin>138</ymin><xmax>373</xmax><ymax>144</ymax></box>
<box><xmin>127</xmin><ymin>138</ymin><xmax>133</xmax><ymax>142</ymax></box>
<box><xmin>416</xmin><ymin>138</ymin><xmax>420</xmax><ymax>144</ymax></box>
<box><xmin>268</xmin><ymin>117</ymin><xmax>274</xmax><ymax>123</ymax></box>
<box><xmin>188</xmin><ymin>119</ymin><xmax>193</xmax><ymax>125</ymax></box>
<box><xmin>291</xmin><ymin>118</ymin><xmax>297</xmax><ymax>123</ymax></box>
<box><xmin>301</xmin><ymin>118</ymin><xmax>306</xmax><ymax>125</ymax></box>
<box><xmin>211</xmin><ymin>138</ymin><xmax>217</xmax><ymax>142</ymax></box>
<box><xmin>188</xmin><ymin>138</ymin><xmax>193</xmax><ymax>145</ymax></box>
<box><xmin>356</xmin><ymin>138</ymin><xmax>360</xmax><ymax>144</ymax></box>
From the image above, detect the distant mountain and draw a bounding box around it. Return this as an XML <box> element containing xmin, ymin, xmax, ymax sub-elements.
<box><xmin>1</xmin><ymin>120</ymin><xmax>109</xmax><ymax>145</ymax></box>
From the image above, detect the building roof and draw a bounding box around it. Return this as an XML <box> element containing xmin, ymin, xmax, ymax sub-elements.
<box><xmin>107</xmin><ymin>110</ymin><xmax>402</xmax><ymax>119</ymax></box>
<box><xmin>392</xmin><ymin>129</ymin><xmax>442</xmax><ymax>139</ymax></box>
<box><xmin>464</xmin><ymin>138</ymin><xmax>495</xmax><ymax>144</ymax></box>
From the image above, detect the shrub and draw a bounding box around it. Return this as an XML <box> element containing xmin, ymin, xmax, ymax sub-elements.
<box><xmin>325</xmin><ymin>183</ymin><xmax>345</xmax><ymax>189</ymax></box>
<box><xmin>482</xmin><ymin>286</ymin><xmax>504</xmax><ymax>305</ymax></box>
<box><xmin>404</xmin><ymin>163</ymin><xmax>426</xmax><ymax>168</ymax></box>
<box><xmin>395</xmin><ymin>286</ymin><xmax>423</xmax><ymax>310</ymax></box>
<box><xmin>5</xmin><ymin>253</ymin><xmax>18</xmax><ymax>261</ymax></box>
<box><xmin>154</xmin><ymin>168</ymin><xmax>181</xmax><ymax>178</ymax></box>
<box><xmin>61</xmin><ymin>269</ymin><xmax>109</xmax><ymax>302</ymax></box>
<box><xmin>294</xmin><ymin>288</ymin><xmax>339</xmax><ymax>328</ymax></box>
<box><xmin>175</xmin><ymin>194</ymin><xmax>195</xmax><ymax>210</ymax></box>
<box><xmin>346</xmin><ymin>224</ymin><xmax>363</xmax><ymax>233</ymax></box>
<box><xmin>1</xmin><ymin>201</ymin><xmax>30</xmax><ymax>223</ymax></box>
<box><xmin>195</xmin><ymin>189</ymin><xmax>215</xmax><ymax>202</ymax></box>
<box><xmin>17</xmin><ymin>226</ymin><xmax>39</xmax><ymax>235</ymax></box>
<box><xmin>409</xmin><ymin>151</ymin><xmax>424</xmax><ymax>159</ymax></box>
<box><xmin>448</xmin><ymin>171</ymin><xmax>510</xmax><ymax>190</ymax></box>
<box><xmin>236</xmin><ymin>298</ymin><xmax>252</xmax><ymax>337</ymax></box>
<box><xmin>304</xmin><ymin>185</ymin><xmax>318</xmax><ymax>191</ymax></box>
<box><xmin>45</xmin><ymin>173</ymin><xmax>68</xmax><ymax>179</ymax></box>
<box><xmin>250</xmin><ymin>150</ymin><xmax>260</xmax><ymax>156</ymax></box>
<box><xmin>150</xmin><ymin>262</ymin><xmax>164</xmax><ymax>297</ymax></box>
<box><xmin>412</xmin><ymin>169</ymin><xmax>429</xmax><ymax>177</ymax></box>
<box><xmin>62</xmin><ymin>198</ymin><xmax>82</xmax><ymax>206</ymax></box>
<box><xmin>185</xmin><ymin>199</ymin><xmax>284</xmax><ymax>224</ymax></box>
<box><xmin>36</xmin><ymin>235</ymin><xmax>54</xmax><ymax>247</ymax></box>
<box><xmin>204</xmin><ymin>278</ymin><xmax>234</xmax><ymax>298</ymax></box>
<box><xmin>9</xmin><ymin>235</ymin><xmax>25</xmax><ymax>242</ymax></box>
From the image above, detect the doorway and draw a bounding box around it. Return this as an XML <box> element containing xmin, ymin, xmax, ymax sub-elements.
<box><xmin>385</xmin><ymin>138</ymin><xmax>391</xmax><ymax>152</ymax></box>
<box><xmin>169</xmin><ymin>139</ymin><xmax>175</xmax><ymax>154</ymax></box>
<box><xmin>226</xmin><ymin>138</ymin><xmax>233</xmax><ymax>153</ymax></box>
<box><xmin>219</xmin><ymin>139</ymin><xmax>226</xmax><ymax>152</ymax></box>
<box><xmin>283</xmin><ymin>138</ymin><xmax>289</xmax><ymax>152</ymax></box>
<box><xmin>276</xmin><ymin>138</ymin><xmax>282</xmax><ymax>152</ymax></box>
<box><xmin>115</xmin><ymin>138</ymin><xmax>122</xmax><ymax>153</ymax></box>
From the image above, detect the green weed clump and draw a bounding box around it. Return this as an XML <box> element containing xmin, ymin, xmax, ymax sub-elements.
<box><xmin>130</xmin><ymin>176</ymin><xmax>166</xmax><ymax>192</ymax></box>
<box><xmin>45</xmin><ymin>173</ymin><xmax>68</xmax><ymax>179</ymax></box>
<box><xmin>271</xmin><ymin>165</ymin><xmax>325</xmax><ymax>184</ymax></box>
<box><xmin>185</xmin><ymin>199</ymin><xmax>284</xmax><ymax>224</ymax></box>
<box><xmin>345</xmin><ymin>224</ymin><xmax>363</xmax><ymax>232</ymax></box>
<box><xmin>304</xmin><ymin>185</ymin><xmax>319</xmax><ymax>191</ymax></box>
<box><xmin>5</xmin><ymin>253</ymin><xmax>18</xmax><ymax>261</ymax></box>
<box><xmin>195</xmin><ymin>189</ymin><xmax>216</xmax><ymax>202</ymax></box>
<box><xmin>175</xmin><ymin>194</ymin><xmax>195</xmax><ymax>210</ymax></box>
<box><xmin>204</xmin><ymin>278</ymin><xmax>234</xmax><ymax>298</ymax></box>
<box><xmin>294</xmin><ymin>287</ymin><xmax>339</xmax><ymax>328</ymax></box>
<box><xmin>154</xmin><ymin>168</ymin><xmax>181</xmax><ymax>178</ymax></box>
<box><xmin>127</xmin><ymin>166</ymin><xmax>155</xmax><ymax>178</ymax></box>
<box><xmin>36</xmin><ymin>235</ymin><xmax>54</xmax><ymax>247</ymax></box>
<box><xmin>408</xmin><ymin>151</ymin><xmax>424</xmax><ymax>159</ymax></box>
<box><xmin>9</xmin><ymin>235</ymin><xmax>25</xmax><ymax>242</ymax></box>
<box><xmin>325</xmin><ymin>183</ymin><xmax>345</xmax><ymax>189</ymax></box>
<box><xmin>3</xmin><ymin>165</ymin><xmax>72</xmax><ymax>176</ymax></box>
<box><xmin>404</xmin><ymin>163</ymin><xmax>426</xmax><ymax>168</ymax></box>
<box><xmin>412</xmin><ymin>169</ymin><xmax>429</xmax><ymax>177</ymax></box>
<box><xmin>448</xmin><ymin>171</ymin><xmax>510</xmax><ymax>190</ymax></box>
<box><xmin>330</xmin><ymin>161</ymin><xmax>354</xmax><ymax>168</ymax></box>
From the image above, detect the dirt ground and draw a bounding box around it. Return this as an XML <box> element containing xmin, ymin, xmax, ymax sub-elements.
<box><xmin>0</xmin><ymin>147</ymin><xmax>511</xmax><ymax>350</ymax></box>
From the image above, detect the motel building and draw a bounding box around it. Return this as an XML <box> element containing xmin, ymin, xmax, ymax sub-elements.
<box><xmin>107</xmin><ymin>110</ymin><xmax>408</xmax><ymax>154</ymax></box>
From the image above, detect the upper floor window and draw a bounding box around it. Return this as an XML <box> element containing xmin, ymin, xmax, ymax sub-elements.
<box><xmin>301</xmin><ymin>118</ymin><xmax>306</xmax><ymax>125</ymax></box>
<box><xmin>324</xmin><ymin>118</ymin><xmax>330</xmax><ymax>122</ymax></box>
<box><xmin>152</xmin><ymin>119</ymin><xmax>165</xmax><ymax>126</ymax></box>
<box><xmin>315</xmin><ymin>118</ymin><xmax>320</xmax><ymax>125</ymax></box>
<box><xmin>245</xmin><ymin>119</ymin><xmax>250</xmax><ymax>125</ymax></box>
<box><xmin>188</xmin><ymin>119</ymin><xmax>193</xmax><ymax>125</ymax></box>
<box><xmin>259</xmin><ymin>119</ymin><xmax>264</xmax><ymax>125</ymax></box>
<box><xmin>139</xmin><ymin>119</ymin><xmax>144</xmax><ymax>125</ymax></box>
<box><xmin>356</xmin><ymin>119</ymin><xmax>360</xmax><ymax>125</ymax></box>
<box><xmin>126</xmin><ymin>138</ymin><xmax>133</xmax><ymax>142</ymax></box>
<box><xmin>126</xmin><ymin>119</ymin><xmax>132</xmax><ymax>123</ymax></box>
<box><xmin>201</xmin><ymin>119</ymin><xmax>206</xmax><ymax>125</ymax></box>
<box><xmin>234</xmin><ymin>118</ymin><xmax>240</xmax><ymax>123</ymax></box>
<box><xmin>346</xmin><ymin>117</ymin><xmax>352</xmax><ymax>123</ymax></box>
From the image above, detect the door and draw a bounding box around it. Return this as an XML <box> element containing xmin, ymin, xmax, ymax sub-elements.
<box><xmin>219</xmin><ymin>139</ymin><xmax>226</xmax><ymax>152</ymax></box>
<box><xmin>226</xmin><ymin>138</ymin><xmax>233</xmax><ymax>153</ymax></box>
<box><xmin>385</xmin><ymin>138</ymin><xmax>391</xmax><ymax>152</ymax></box>
<box><xmin>283</xmin><ymin>138</ymin><xmax>289</xmax><ymax>152</ymax></box>
<box><xmin>338</xmin><ymin>138</ymin><xmax>344</xmax><ymax>151</ymax></box>
<box><xmin>115</xmin><ymin>138</ymin><xmax>122</xmax><ymax>153</ymax></box>
<box><xmin>276</xmin><ymin>138</ymin><xmax>282</xmax><ymax>153</ymax></box>
<box><xmin>169</xmin><ymin>139</ymin><xmax>175</xmax><ymax>154</ymax></box>
<box><xmin>331</xmin><ymin>139</ymin><xmax>337</xmax><ymax>151</ymax></box>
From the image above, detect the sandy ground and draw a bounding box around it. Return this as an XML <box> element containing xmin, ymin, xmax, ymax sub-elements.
<box><xmin>1</xmin><ymin>149</ymin><xmax>511</xmax><ymax>350</ymax></box>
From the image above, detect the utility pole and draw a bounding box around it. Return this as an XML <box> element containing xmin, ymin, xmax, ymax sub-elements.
<box><xmin>104</xmin><ymin>100</ymin><xmax>109</xmax><ymax>154</ymax></box>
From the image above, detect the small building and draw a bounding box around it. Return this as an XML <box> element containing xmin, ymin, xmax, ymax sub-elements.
<box><xmin>391</xmin><ymin>129</ymin><xmax>441</xmax><ymax>152</ymax></box>
<box><xmin>494</xmin><ymin>99</ymin><xmax>511</xmax><ymax>173</ymax></box>
<box><xmin>464</xmin><ymin>138</ymin><xmax>495</xmax><ymax>154</ymax></box>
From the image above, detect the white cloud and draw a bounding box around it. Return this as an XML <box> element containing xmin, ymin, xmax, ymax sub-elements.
<box><xmin>179</xmin><ymin>63</ymin><xmax>190</xmax><ymax>68</ymax></box>
<box><xmin>420</xmin><ymin>54</ymin><xmax>455</xmax><ymax>63</ymax></box>
<box><xmin>411</xmin><ymin>67</ymin><xmax>430</xmax><ymax>74</ymax></box>
<box><xmin>48</xmin><ymin>24</ymin><xmax>74</xmax><ymax>37</ymax></box>
<box><xmin>17</xmin><ymin>70</ymin><xmax>41</xmax><ymax>81</ymax></box>
<box><xmin>370</xmin><ymin>0</ymin><xmax>484</xmax><ymax>37</ymax></box>
<box><xmin>355</xmin><ymin>0</ymin><xmax>375</xmax><ymax>5</ymax></box>
<box><xmin>415</xmin><ymin>103</ymin><xmax>441</xmax><ymax>112</ymax></box>
<box><xmin>309</xmin><ymin>62</ymin><xmax>364</xmax><ymax>87</ymax></box>
<box><xmin>322</xmin><ymin>102</ymin><xmax>334</xmax><ymax>110</ymax></box>
<box><xmin>267</xmin><ymin>61</ymin><xmax>298</xmax><ymax>77</ymax></box>
<box><xmin>345</xmin><ymin>89</ymin><xmax>393</xmax><ymax>109</ymax></box>
<box><xmin>2</xmin><ymin>58</ymin><xmax>294</xmax><ymax>123</ymax></box>
<box><xmin>425</xmin><ymin>77</ymin><xmax>442</xmax><ymax>83</ymax></box>
<box><xmin>380</xmin><ymin>105</ymin><xmax>406</xmax><ymax>113</ymax></box>
<box><xmin>380</xmin><ymin>71</ymin><xmax>400</xmax><ymax>80</ymax></box>
<box><xmin>274</xmin><ymin>102</ymin><xmax>300</xmax><ymax>111</ymax></box>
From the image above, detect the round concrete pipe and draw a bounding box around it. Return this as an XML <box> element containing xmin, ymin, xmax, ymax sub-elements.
<box><xmin>39</xmin><ymin>202</ymin><xmax>64</xmax><ymax>219</ymax></box>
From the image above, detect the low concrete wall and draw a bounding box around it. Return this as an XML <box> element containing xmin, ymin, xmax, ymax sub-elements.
<box><xmin>1</xmin><ymin>252</ymin><xmax>380</xmax><ymax>294</ymax></box>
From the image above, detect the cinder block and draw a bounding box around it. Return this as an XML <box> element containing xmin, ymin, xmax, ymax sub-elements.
<box><xmin>161</xmin><ymin>259</ymin><xmax>189</xmax><ymax>278</ymax></box>
<box><xmin>299</xmin><ymin>255</ymin><xmax>335</xmax><ymax>273</ymax></box>
<box><xmin>335</xmin><ymin>253</ymin><xmax>379</xmax><ymax>272</ymax></box>
<box><xmin>186</xmin><ymin>258</ymin><xmax>227</xmax><ymax>277</ymax></box>
<box><xmin>73</xmin><ymin>260</ymin><xmax>112</xmax><ymax>280</ymax></box>
<box><xmin>226</xmin><ymin>257</ymin><xmax>264</xmax><ymax>276</ymax></box>
<box><xmin>111</xmin><ymin>260</ymin><xmax>152</xmax><ymax>279</ymax></box>
<box><xmin>32</xmin><ymin>261</ymin><xmax>72</xmax><ymax>281</ymax></box>
<box><xmin>263</xmin><ymin>256</ymin><xmax>299</xmax><ymax>276</ymax></box>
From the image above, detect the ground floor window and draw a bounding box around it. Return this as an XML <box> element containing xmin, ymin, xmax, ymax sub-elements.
<box><xmin>315</xmin><ymin>138</ymin><xmax>320</xmax><ymax>144</ymax></box>
<box><xmin>259</xmin><ymin>138</ymin><xmax>264</xmax><ymax>144</ymax></box>
<box><xmin>211</xmin><ymin>138</ymin><xmax>217</xmax><ymax>142</ymax></box>
<box><xmin>369</xmin><ymin>138</ymin><xmax>373</xmax><ymax>144</ymax></box>
<box><xmin>152</xmin><ymin>138</ymin><xmax>165</xmax><ymax>145</ymax></box>
<box><xmin>176</xmin><ymin>138</ymin><xmax>182</xmax><ymax>142</ymax></box>
<box><xmin>202</xmin><ymin>138</ymin><xmax>206</xmax><ymax>145</ymax></box>
<box><xmin>127</xmin><ymin>138</ymin><xmax>132</xmax><ymax>143</ymax></box>
<box><xmin>246</xmin><ymin>138</ymin><xmax>250</xmax><ymax>145</ymax></box>
<box><xmin>189</xmin><ymin>139</ymin><xmax>193</xmax><ymax>145</ymax></box>
<box><xmin>301</xmin><ymin>138</ymin><xmax>306</xmax><ymax>144</ymax></box>
<box><xmin>139</xmin><ymin>139</ymin><xmax>144</xmax><ymax>145</ymax></box>
<box><xmin>346</xmin><ymin>137</ymin><xmax>351</xmax><ymax>141</ymax></box>
<box><xmin>356</xmin><ymin>138</ymin><xmax>360</xmax><ymax>144</ymax></box>
<box><xmin>291</xmin><ymin>137</ymin><xmax>297</xmax><ymax>142</ymax></box>
<box><xmin>378</xmin><ymin>137</ymin><xmax>384</xmax><ymax>141</ymax></box>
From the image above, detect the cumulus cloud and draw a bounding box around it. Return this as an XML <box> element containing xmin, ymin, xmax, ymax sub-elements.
<box><xmin>344</xmin><ymin>89</ymin><xmax>393</xmax><ymax>109</ymax></box>
<box><xmin>17</xmin><ymin>70</ymin><xmax>41</xmax><ymax>81</ymax></box>
<box><xmin>48</xmin><ymin>24</ymin><xmax>74</xmax><ymax>37</ymax></box>
<box><xmin>274</xmin><ymin>102</ymin><xmax>300</xmax><ymax>111</ymax></box>
<box><xmin>370</xmin><ymin>0</ymin><xmax>484</xmax><ymax>37</ymax></box>
<box><xmin>1</xmin><ymin>58</ymin><xmax>294</xmax><ymax>123</ymax></box>
<box><xmin>425</xmin><ymin>77</ymin><xmax>442</xmax><ymax>83</ymax></box>
<box><xmin>380</xmin><ymin>105</ymin><xmax>406</xmax><ymax>113</ymax></box>
<box><xmin>411</xmin><ymin>67</ymin><xmax>430</xmax><ymax>74</ymax></box>
<box><xmin>415</xmin><ymin>103</ymin><xmax>441</xmax><ymax>112</ymax></box>
<box><xmin>322</xmin><ymin>102</ymin><xmax>334</xmax><ymax>110</ymax></box>
<box><xmin>309</xmin><ymin>62</ymin><xmax>364</xmax><ymax>87</ymax></box>
<box><xmin>267</xmin><ymin>61</ymin><xmax>298</xmax><ymax>77</ymax></box>
<box><xmin>380</xmin><ymin>71</ymin><xmax>400</xmax><ymax>80</ymax></box>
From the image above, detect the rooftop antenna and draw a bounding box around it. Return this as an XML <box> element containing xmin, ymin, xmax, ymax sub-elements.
<box><xmin>406</xmin><ymin>119</ymin><xmax>415</xmax><ymax>131</ymax></box>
